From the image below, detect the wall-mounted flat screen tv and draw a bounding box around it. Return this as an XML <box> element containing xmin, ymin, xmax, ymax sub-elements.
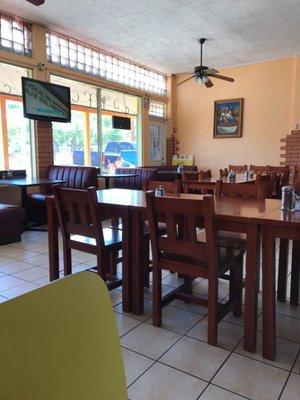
<box><xmin>112</xmin><ymin>115</ymin><xmax>131</xmax><ymax>130</ymax></box>
<box><xmin>22</xmin><ymin>77</ymin><xmax>71</xmax><ymax>123</ymax></box>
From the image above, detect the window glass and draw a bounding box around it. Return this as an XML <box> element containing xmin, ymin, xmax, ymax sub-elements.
<box><xmin>0</xmin><ymin>14</ymin><xmax>32</xmax><ymax>56</ymax></box>
<box><xmin>149</xmin><ymin>100</ymin><xmax>167</xmax><ymax>118</ymax></box>
<box><xmin>52</xmin><ymin>110</ymin><xmax>85</xmax><ymax>166</ymax></box>
<box><xmin>102</xmin><ymin>115</ymin><xmax>137</xmax><ymax>171</ymax></box>
<box><xmin>47</xmin><ymin>32</ymin><xmax>166</xmax><ymax>96</ymax></box>
<box><xmin>6</xmin><ymin>100</ymin><xmax>33</xmax><ymax>174</ymax></box>
<box><xmin>0</xmin><ymin>62</ymin><xmax>34</xmax><ymax>175</ymax></box>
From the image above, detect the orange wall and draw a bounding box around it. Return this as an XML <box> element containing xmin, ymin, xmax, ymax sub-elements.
<box><xmin>175</xmin><ymin>56</ymin><xmax>300</xmax><ymax>174</ymax></box>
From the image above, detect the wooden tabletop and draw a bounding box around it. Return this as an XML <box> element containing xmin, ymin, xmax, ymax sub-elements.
<box><xmin>0</xmin><ymin>178</ymin><xmax>65</xmax><ymax>187</ymax></box>
<box><xmin>95</xmin><ymin>189</ymin><xmax>282</xmax><ymax>220</ymax></box>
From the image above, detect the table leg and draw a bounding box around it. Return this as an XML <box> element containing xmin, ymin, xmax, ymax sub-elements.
<box><xmin>105</xmin><ymin>178</ymin><xmax>110</xmax><ymax>190</ymax></box>
<box><xmin>244</xmin><ymin>223</ymin><xmax>259</xmax><ymax>353</ymax></box>
<box><xmin>262</xmin><ymin>225</ymin><xmax>276</xmax><ymax>360</ymax></box>
<box><xmin>47</xmin><ymin>199</ymin><xmax>60</xmax><ymax>281</ymax></box>
<box><xmin>277</xmin><ymin>239</ymin><xmax>289</xmax><ymax>302</ymax></box>
<box><xmin>131</xmin><ymin>210</ymin><xmax>145</xmax><ymax>315</ymax></box>
<box><xmin>20</xmin><ymin>186</ymin><xmax>29</xmax><ymax>229</ymax></box>
<box><xmin>121</xmin><ymin>209</ymin><xmax>131</xmax><ymax>313</ymax></box>
<box><xmin>290</xmin><ymin>241</ymin><xmax>300</xmax><ymax>305</ymax></box>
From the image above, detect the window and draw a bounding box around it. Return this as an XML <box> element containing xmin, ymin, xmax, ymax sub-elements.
<box><xmin>102</xmin><ymin>114</ymin><xmax>138</xmax><ymax>170</ymax></box>
<box><xmin>0</xmin><ymin>13</ymin><xmax>32</xmax><ymax>57</ymax></box>
<box><xmin>0</xmin><ymin>63</ymin><xmax>35</xmax><ymax>175</ymax></box>
<box><xmin>51</xmin><ymin>75</ymin><xmax>141</xmax><ymax>172</ymax></box>
<box><xmin>149</xmin><ymin>100</ymin><xmax>167</xmax><ymax>118</ymax></box>
<box><xmin>46</xmin><ymin>32</ymin><xmax>167</xmax><ymax>96</ymax></box>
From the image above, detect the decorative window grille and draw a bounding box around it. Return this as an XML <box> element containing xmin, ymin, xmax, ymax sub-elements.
<box><xmin>0</xmin><ymin>14</ymin><xmax>32</xmax><ymax>56</ymax></box>
<box><xmin>46</xmin><ymin>32</ymin><xmax>167</xmax><ymax>96</ymax></box>
<box><xmin>149</xmin><ymin>100</ymin><xmax>167</xmax><ymax>118</ymax></box>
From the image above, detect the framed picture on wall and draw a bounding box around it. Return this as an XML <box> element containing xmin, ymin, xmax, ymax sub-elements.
<box><xmin>214</xmin><ymin>98</ymin><xmax>243</xmax><ymax>138</ymax></box>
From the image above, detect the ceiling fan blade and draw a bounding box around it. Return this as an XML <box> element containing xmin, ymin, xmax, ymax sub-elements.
<box><xmin>26</xmin><ymin>0</ymin><xmax>45</xmax><ymax>5</ymax></box>
<box><xmin>204</xmin><ymin>78</ymin><xmax>214</xmax><ymax>88</ymax></box>
<box><xmin>177</xmin><ymin>75</ymin><xmax>195</xmax><ymax>86</ymax></box>
<box><xmin>209</xmin><ymin>73</ymin><xmax>234</xmax><ymax>82</ymax></box>
<box><xmin>205</xmin><ymin>68</ymin><xmax>219</xmax><ymax>74</ymax></box>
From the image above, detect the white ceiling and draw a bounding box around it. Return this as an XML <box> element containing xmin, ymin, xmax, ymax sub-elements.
<box><xmin>1</xmin><ymin>0</ymin><xmax>300</xmax><ymax>74</ymax></box>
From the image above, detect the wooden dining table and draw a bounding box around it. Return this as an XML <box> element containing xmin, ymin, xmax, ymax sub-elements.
<box><xmin>46</xmin><ymin>188</ymin><xmax>296</xmax><ymax>360</ymax></box>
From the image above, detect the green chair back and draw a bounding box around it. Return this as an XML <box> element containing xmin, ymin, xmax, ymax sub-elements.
<box><xmin>0</xmin><ymin>272</ymin><xmax>127</xmax><ymax>400</ymax></box>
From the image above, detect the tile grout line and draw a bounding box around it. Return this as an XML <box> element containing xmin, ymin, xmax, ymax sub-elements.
<box><xmin>278</xmin><ymin>348</ymin><xmax>300</xmax><ymax>400</ymax></box>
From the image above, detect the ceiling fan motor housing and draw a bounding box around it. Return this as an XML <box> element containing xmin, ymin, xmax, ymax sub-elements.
<box><xmin>194</xmin><ymin>65</ymin><xmax>208</xmax><ymax>75</ymax></box>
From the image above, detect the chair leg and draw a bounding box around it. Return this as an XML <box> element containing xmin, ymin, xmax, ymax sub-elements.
<box><xmin>152</xmin><ymin>265</ymin><xmax>162</xmax><ymax>327</ymax></box>
<box><xmin>143</xmin><ymin>238</ymin><xmax>150</xmax><ymax>287</ymax></box>
<box><xmin>63</xmin><ymin>245</ymin><xmax>72</xmax><ymax>276</ymax></box>
<box><xmin>97</xmin><ymin>253</ymin><xmax>107</xmax><ymax>283</ymax></box>
<box><xmin>207</xmin><ymin>277</ymin><xmax>218</xmax><ymax>346</ymax></box>
<box><xmin>230</xmin><ymin>257</ymin><xmax>243</xmax><ymax>317</ymax></box>
<box><xmin>277</xmin><ymin>239</ymin><xmax>289</xmax><ymax>302</ymax></box>
<box><xmin>290</xmin><ymin>241</ymin><xmax>300</xmax><ymax>305</ymax></box>
<box><xmin>183</xmin><ymin>275</ymin><xmax>193</xmax><ymax>296</ymax></box>
<box><xmin>109</xmin><ymin>251</ymin><xmax>118</xmax><ymax>276</ymax></box>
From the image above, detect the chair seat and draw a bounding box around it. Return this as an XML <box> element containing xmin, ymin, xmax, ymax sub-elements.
<box><xmin>161</xmin><ymin>245</ymin><xmax>243</xmax><ymax>276</ymax></box>
<box><xmin>71</xmin><ymin>227</ymin><xmax>122</xmax><ymax>249</ymax></box>
<box><xmin>197</xmin><ymin>229</ymin><xmax>246</xmax><ymax>251</ymax></box>
<box><xmin>28</xmin><ymin>192</ymin><xmax>49</xmax><ymax>202</ymax></box>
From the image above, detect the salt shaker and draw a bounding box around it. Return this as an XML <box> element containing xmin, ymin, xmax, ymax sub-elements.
<box><xmin>155</xmin><ymin>185</ymin><xmax>165</xmax><ymax>197</ymax></box>
<box><xmin>281</xmin><ymin>186</ymin><xmax>295</xmax><ymax>211</ymax></box>
<box><xmin>228</xmin><ymin>170</ymin><xmax>236</xmax><ymax>181</ymax></box>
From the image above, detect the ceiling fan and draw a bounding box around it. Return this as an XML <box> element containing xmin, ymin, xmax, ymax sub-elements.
<box><xmin>25</xmin><ymin>0</ymin><xmax>45</xmax><ymax>5</ymax></box>
<box><xmin>177</xmin><ymin>38</ymin><xmax>234</xmax><ymax>88</ymax></box>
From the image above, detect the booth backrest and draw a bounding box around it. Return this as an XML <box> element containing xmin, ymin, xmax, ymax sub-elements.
<box><xmin>115</xmin><ymin>167</ymin><xmax>156</xmax><ymax>189</ymax></box>
<box><xmin>47</xmin><ymin>165</ymin><xmax>98</xmax><ymax>191</ymax></box>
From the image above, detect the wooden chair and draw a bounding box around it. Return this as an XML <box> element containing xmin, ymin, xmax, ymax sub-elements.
<box><xmin>267</xmin><ymin>165</ymin><xmax>289</xmax><ymax>174</ymax></box>
<box><xmin>53</xmin><ymin>185</ymin><xmax>125</xmax><ymax>290</ymax></box>
<box><xmin>146</xmin><ymin>192</ymin><xmax>244</xmax><ymax>345</ymax></box>
<box><xmin>0</xmin><ymin>272</ymin><xmax>127</xmax><ymax>400</ymax></box>
<box><xmin>266</xmin><ymin>165</ymin><xmax>290</xmax><ymax>197</ymax></box>
<box><xmin>142</xmin><ymin>179</ymin><xmax>181</xmax><ymax>285</ymax></box>
<box><xmin>143</xmin><ymin>179</ymin><xmax>181</xmax><ymax>194</ymax></box>
<box><xmin>228</xmin><ymin>164</ymin><xmax>247</xmax><ymax>173</ymax></box>
<box><xmin>255</xmin><ymin>172</ymin><xmax>277</xmax><ymax>198</ymax></box>
<box><xmin>199</xmin><ymin>169</ymin><xmax>212</xmax><ymax>179</ymax></box>
<box><xmin>215</xmin><ymin>177</ymin><xmax>264</xmax><ymax>199</ymax></box>
<box><xmin>215</xmin><ymin>178</ymin><xmax>265</xmax><ymax>251</ymax></box>
<box><xmin>249</xmin><ymin>164</ymin><xmax>268</xmax><ymax>174</ymax></box>
<box><xmin>219</xmin><ymin>168</ymin><xmax>228</xmax><ymax>178</ymax></box>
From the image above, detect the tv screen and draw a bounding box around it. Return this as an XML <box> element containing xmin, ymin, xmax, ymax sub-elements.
<box><xmin>112</xmin><ymin>116</ymin><xmax>131</xmax><ymax>130</ymax></box>
<box><xmin>22</xmin><ymin>77</ymin><xmax>71</xmax><ymax>123</ymax></box>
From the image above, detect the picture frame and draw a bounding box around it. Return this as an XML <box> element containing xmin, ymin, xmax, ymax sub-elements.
<box><xmin>213</xmin><ymin>98</ymin><xmax>243</xmax><ymax>138</ymax></box>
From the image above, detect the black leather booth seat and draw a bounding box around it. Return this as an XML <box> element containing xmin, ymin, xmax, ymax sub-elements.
<box><xmin>0</xmin><ymin>203</ymin><xmax>25</xmax><ymax>245</ymax></box>
<box><xmin>27</xmin><ymin>165</ymin><xmax>98</xmax><ymax>224</ymax></box>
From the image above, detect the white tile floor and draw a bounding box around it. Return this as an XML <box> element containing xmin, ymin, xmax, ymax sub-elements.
<box><xmin>0</xmin><ymin>231</ymin><xmax>299</xmax><ymax>400</ymax></box>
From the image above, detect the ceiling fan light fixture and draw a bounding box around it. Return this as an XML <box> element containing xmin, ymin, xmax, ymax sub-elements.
<box><xmin>194</xmin><ymin>75</ymin><xmax>209</xmax><ymax>85</ymax></box>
